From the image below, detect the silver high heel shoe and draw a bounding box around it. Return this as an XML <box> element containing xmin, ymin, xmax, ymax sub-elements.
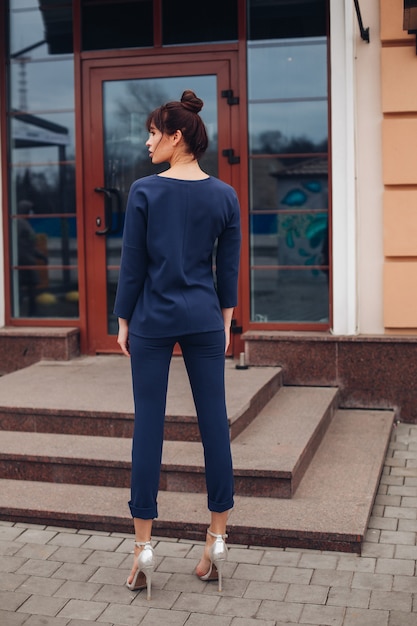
<box><xmin>197</xmin><ymin>529</ymin><xmax>228</xmax><ymax>592</ymax></box>
<box><xmin>126</xmin><ymin>540</ymin><xmax>155</xmax><ymax>600</ymax></box>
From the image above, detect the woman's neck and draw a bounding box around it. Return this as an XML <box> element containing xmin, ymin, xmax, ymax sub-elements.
<box><xmin>158</xmin><ymin>156</ymin><xmax>209</xmax><ymax>181</ymax></box>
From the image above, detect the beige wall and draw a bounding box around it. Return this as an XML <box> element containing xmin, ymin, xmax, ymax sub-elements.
<box><xmin>381</xmin><ymin>0</ymin><xmax>417</xmax><ymax>331</ymax></box>
<box><xmin>355</xmin><ymin>0</ymin><xmax>384</xmax><ymax>333</ymax></box>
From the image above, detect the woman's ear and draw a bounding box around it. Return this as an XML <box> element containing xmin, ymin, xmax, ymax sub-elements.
<box><xmin>172</xmin><ymin>129</ymin><xmax>183</xmax><ymax>146</ymax></box>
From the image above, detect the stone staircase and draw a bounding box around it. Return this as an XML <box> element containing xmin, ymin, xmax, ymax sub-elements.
<box><xmin>0</xmin><ymin>355</ymin><xmax>395</xmax><ymax>553</ymax></box>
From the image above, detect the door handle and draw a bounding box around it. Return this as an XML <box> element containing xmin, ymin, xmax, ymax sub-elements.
<box><xmin>94</xmin><ymin>187</ymin><xmax>123</xmax><ymax>236</ymax></box>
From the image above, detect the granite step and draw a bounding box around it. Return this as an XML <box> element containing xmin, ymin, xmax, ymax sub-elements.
<box><xmin>0</xmin><ymin>386</ymin><xmax>339</xmax><ymax>498</ymax></box>
<box><xmin>0</xmin><ymin>409</ymin><xmax>395</xmax><ymax>553</ymax></box>
<box><xmin>0</xmin><ymin>356</ymin><xmax>281</xmax><ymax>442</ymax></box>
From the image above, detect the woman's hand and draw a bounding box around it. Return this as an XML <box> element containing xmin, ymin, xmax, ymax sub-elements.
<box><xmin>117</xmin><ymin>318</ymin><xmax>130</xmax><ymax>356</ymax></box>
<box><xmin>224</xmin><ymin>326</ymin><xmax>231</xmax><ymax>353</ymax></box>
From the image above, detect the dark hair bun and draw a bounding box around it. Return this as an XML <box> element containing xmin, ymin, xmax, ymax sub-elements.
<box><xmin>181</xmin><ymin>90</ymin><xmax>204</xmax><ymax>114</ymax></box>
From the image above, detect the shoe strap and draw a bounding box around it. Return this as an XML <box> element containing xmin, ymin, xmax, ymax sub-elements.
<box><xmin>207</xmin><ymin>529</ymin><xmax>228</xmax><ymax>540</ymax></box>
<box><xmin>134</xmin><ymin>540</ymin><xmax>152</xmax><ymax>548</ymax></box>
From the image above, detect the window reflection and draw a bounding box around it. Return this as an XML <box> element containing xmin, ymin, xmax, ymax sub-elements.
<box><xmin>247</xmin><ymin>0</ymin><xmax>329</xmax><ymax>325</ymax></box>
<box><xmin>8</xmin><ymin>0</ymin><xmax>77</xmax><ymax>318</ymax></box>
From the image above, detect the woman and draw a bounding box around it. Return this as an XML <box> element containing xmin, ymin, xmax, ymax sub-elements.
<box><xmin>114</xmin><ymin>90</ymin><xmax>241</xmax><ymax>599</ymax></box>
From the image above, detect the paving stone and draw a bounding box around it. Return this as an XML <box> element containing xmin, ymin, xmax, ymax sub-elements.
<box><xmin>369</xmin><ymin>590</ymin><xmax>412</xmax><ymax>612</ymax></box>
<box><xmin>398</xmin><ymin>519</ymin><xmax>417</xmax><ymax>532</ymax></box>
<box><xmin>342</xmin><ymin>607</ymin><xmax>388</xmax><ymax>625</ymax></box>
<box><xmin>351</xmin><ymin>572</ymin><xmax>393</xmax><ymax>591</ymax></box>
<box><xmin>368</xmin><ymin>516</ymin><xmax>398</xmax><ymax>531</ymax></box>
<box><xmin>96</xmin><ymin>602</ymin><xmax>148</xmax><ymax>624</ymax></box>
<box><xmin>229</xmin><ymin>617</ymin><xmax>275</xmax><ymax>626</ymax></box>
<box><xmin>243</xmin><ymin>581</ymin><xmax>288</xmax><ymax>601</ymax></box>
<box><xmin>48</xmin><ymin>533</ymin><xmax>90</xmax><ymax>548</ymax></box>
<box><xmin>393</xmin><ymin>575</ymin><xmax>417</xmax><ymax>593</ymax></box>
<box><xmin>326</xmin><ymin>587</ymin><xmax>370</xmax><ymax>609</ymax></box>
<box><xmin>81</xmin><ymin>535</ymin><xmax>124</xmax><ymax>552</ymax></box>
<box><xmin>389</xmin><ymin>610</ymin><xmax>417</xmax><ymax>625</ymax></box>
<box><xmin>57</xmin><ymin>598</ymin><xmax>109</xmax><ymax>621</ymax></box>
<box><xmin>395</xmin><ymin>544</ymin><xmax>417</xmax><ymax>560</ymax></box>
<box><xmin>364</xmin><ymin>529</ymin><xmax>380</xmax><ymax>543</ymax></box>
<box><xmin>0</xmin><ymin>572</ymin><xmax>29</xmax><ymax>592</ymax></box>
<box><xmin>17</xmin><ymin>594</ymin><xmax>69</xmax><ymax>617</ymax></box>
<box><xmin>15</xmin><ymin>558</ymin><xmax>62</xmax><ymax>578</ymax></box>
<box><xmin>360</xmin><ymin>543</ymin><xmax>395</xmax><ymax>559</ymax></box>
<box><xmin>384</xmin><ymin>507</ymin><xmax>417</xmax><ymax>521</ymax></box>
<box><xmin>260</xmin><ymin>551</ymin><xmax>301</xmax><ymax>567</ymax></box>
<box><xmin>154</xmin><ymin>541</ymin><xmax>193</xmax><ymax>558</ymax></box>
<box><xmin>336</xmin><ymin>556</ymin><xmax>376</xmax><ymax>573</ymax></box>
<box><xmin>0</xmin><ymin>610</ymin><xmax>29</xmax><ymax>625</ymax></box>
<box><xmin>89</xmin><ymin>565</ymin><xmax>130</xmax><ymax>586</ymax></box>
<box><xmin>172</xmin><ymin>591</ymin><xmax>220</xmax><ymax>613</ymax></box>
<box><xmin>227</xmin><ymin>548</ymin><xmax>263</xmax><ymax>564</ymax></box>
<box><xmin>255</xmin><ymin>599</ymin><xmax>303</xmax><ymax>623</ymax></box>
<box><xmin>380</xmin><ymin>530</ymin><xmax>416</xmax><ymax>545</ymax></box>
<box><xmin>23</xmin><ymin>616</ymin><xmax>70</xmax><ymax>626</ymax></box>
<box><xmin>0</xmin><ymin>556</ymin><xmax>29</xmax><ymax>574</ymax></box>
<box><xmin>310</xmin><ymin>569</ymin><xmax>353</xmax><ymax>588</ymax></box>
<box><xmin>0</xmin><ymin>589</ymin><xmax>30</xmax><ymax>612</ymax></box>
<box><xmin>54</xmin><ymin>580</ymin><xmax>103</xmax><ymax>601</ymax></box>
<box><xmin>84</xmin><ymin>550</ymin><xmax>126</xmax><ymax>568</ymax></box>
<box><xmin>15</xmin><ymin>543</ymin><xmax>59</xmax><ymax>560</ymax></box>
<box><xmin>271</xmin><ymin>566</ymin><xmax>313</xmax><ymax>585</ymax></box>
<box><xmin>203</xmin><ymin>577</ymin><xmax>249</xmax><ymax>598</ymax></box>
<box><xmin>298</xmin><ymin>553</ymin><xmax>338</xmax><ymax>570</ymax></box>
<box><xmin>53</xmin><ymin>562</ymin><xmax>99</xmax><ymax>582</ymax></box>
<box><xmin>387</xmin><ymin>486</ymin><xmax>417</xmax><ymax>496</ymax></box>
<box><xmin>0</xmin><ymin>540</ymin><xmax>23</xmax><ymax>556</ymax></box>
<box><xmin>138</xmin><ymin>607</ymin><xmax>190</xmax><ymax>625</ymax></box>
<box><xmin>131</xmin><ymin>588</ymin><xmax>180</xmax><ymax>609</ymax></box>
<box><xmin>214</xmin><ymin>596</ymin><xmax>261</xmax><ymax>618</ymax></box>
<box><xmin>0</xmin><ymin>527</ymin><xmax>25</xmax><ymax>541</ymax></box>
<box><xmin>185</xmin><ymin>615</ymin><xmax>232</xmax><ymax>626</ymax></box>
<box><xmin>164</xmin><ymin>573</ymin><xmax>209</xmax><ymax>594</ymax></box>
<box><xmin>232</xmin><ymin>563</ymin><xmax>274</xmax><ymax>582</ymax></box>
<box><xmin>48</xmin><ymin>546</ymin><xmax>93</xmax><ymax>564</ymax></box>
<box><xmin>375</xmin><ymin>557</ymin><xmax>415</xmax><ymax>575</ymax></box>
<box><xmin>298</xmin><ymin>603</ymin><xmax>345</xmax><ymax>625</ymax></box>
<box><xmin>285</xmin><ymin>583</ymin><xmax>328</xmax><ymax>605</ymax></box>
<box><xmin>17</xmin><ymin>574</ymin><xmax>65</xmax><ymax>596</ymax></box>
<box><xmin>15</xmin><ymin>529</ymin><xmax>58</xmax><ymax>545</ymax></box>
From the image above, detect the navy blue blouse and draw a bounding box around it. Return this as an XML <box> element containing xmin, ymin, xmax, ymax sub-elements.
<box><xmin>113</xmin><ymin>174</ymin><xmax>241</xmax><ymax>338</ymax></box>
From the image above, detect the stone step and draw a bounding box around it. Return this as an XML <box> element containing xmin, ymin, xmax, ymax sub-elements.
<box><xmin>0</xmin><ymin>386</ymin><xmax>339</xmax><ymax>498</ymax></box>
<box><xmin>0</xmin><ymin>409</ymin><xmax>395</xmax><ymax>553</ymax></box>
<box><xmin>0</xmin><ymin>356</ymin><xmax>281</xmax><ymax>442</ymax></box>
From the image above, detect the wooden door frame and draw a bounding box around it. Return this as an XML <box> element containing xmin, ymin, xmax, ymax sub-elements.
<box><xmin>81</xmin><ymin>51</ymin><xmax>245</xmax><ymax>355</ymax></box>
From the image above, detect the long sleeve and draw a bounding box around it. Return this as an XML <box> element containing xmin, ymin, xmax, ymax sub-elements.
<box><xmin>113</xmin><ymin>182</ymin><xmax>148</xmax><ymax>321</ymax></box>
<box><xmin>215</xmin><ymin>192</ymin><xmax>241</xmax><ymax>309</ymax></box>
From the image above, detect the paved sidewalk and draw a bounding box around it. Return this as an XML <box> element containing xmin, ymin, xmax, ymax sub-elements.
<box><xmin>1</xmin><ymin>422</ymin><xmax>417</xmax><ymax>626</ymax></box>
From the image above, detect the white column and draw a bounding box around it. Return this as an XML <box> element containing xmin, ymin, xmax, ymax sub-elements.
<box><xmin>330</xmin><ymin>0</ymin><xmax>358</xmax><ymax>335</ymax></box>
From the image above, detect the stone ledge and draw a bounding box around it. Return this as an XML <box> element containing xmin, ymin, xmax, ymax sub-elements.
<box><xmin>0</xmin><ymin>326</ymin><xmax>80</xmax><ymax>375</ymax></box>
<box><xmin>243</xmin><ymin>331</ymin><xmax>417</xmax><ymax>423</ymax></box>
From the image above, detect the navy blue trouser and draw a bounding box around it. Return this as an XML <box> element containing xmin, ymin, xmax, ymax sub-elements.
<box><xmin>128</xmin><ymin>330</ymin><xmax>234</xmax><ymax>519</ymax></box>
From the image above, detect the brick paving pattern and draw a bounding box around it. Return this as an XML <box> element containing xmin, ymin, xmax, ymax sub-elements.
<box><xmin>0</xmin><ymin>422</ymin><xmax>417</xmax><ymax>626</ymax></box>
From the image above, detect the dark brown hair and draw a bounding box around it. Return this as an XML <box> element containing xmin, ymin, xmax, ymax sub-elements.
<box><xmin>146</xmin><ymin>90</ymin><xmax>208</xmax><ymax>160</ymax></box>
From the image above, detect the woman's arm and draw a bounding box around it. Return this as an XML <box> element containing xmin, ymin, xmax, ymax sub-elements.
<box><xmin>117</xmin><ymin>317</ymin><xmax>130</xmax><ymax>357</ymax></box>
<box><xmin>222</xmin><ymin>307</ymin><xmax>234</xmax><ymax>352</ymax></box>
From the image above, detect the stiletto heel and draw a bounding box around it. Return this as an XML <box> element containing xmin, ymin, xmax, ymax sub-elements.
<box><xmin>126</xmin><ymin>540</ymin><xmax>155</xmax><ymax>600</ymax></box>
<box><xmin>197</xmin><ymin>529</ymin><xmax>228</xmax><ymax>592</ymax></box>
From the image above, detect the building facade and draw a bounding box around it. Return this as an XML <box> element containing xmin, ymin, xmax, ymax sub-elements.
<box><xmin>1</xmin><ymin>1</ymin><xmax>417</xmax><ymax>419</ymax></box>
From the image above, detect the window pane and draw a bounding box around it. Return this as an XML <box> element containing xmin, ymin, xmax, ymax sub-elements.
<box><xmin>162</xmin><ymin>0</ymin><xmax>238</xmax><ymax>45</ymax></box>
<box><xmin>82</xmin><ymin>0</ymin><xmax>153</xmax><ymax>51</ymax></box>
<box><xmin>247</xmin><ymin>0</ymin><xmax>329</xmax><ymax>325</ymax></box>
<box><xmin>251</xmin><ymin>268</ymin><xmax>329</xmax><ymax>323</ymax></box>
<box><xmin>8</xmin><ymin>0</ymin><xmax>77</xmax><ymax>319</ymax></box>
<box><xmin>248</xmin><ymin>0</ymin><xmax>327</xmax><ymax>40</ymax></box>
<box><xmin>11</xmin><ymin>216</ymin><xmax>78</xmax><ymax>318</ymax></box>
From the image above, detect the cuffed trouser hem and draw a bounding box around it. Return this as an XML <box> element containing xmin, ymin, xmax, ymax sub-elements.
<box><xmin>129</xmin><ymin>501</ymin><xmax>157</xmax><ymax>520</ymax></box>
<box><xmin>208</xmin><ymin>496</ymin><xmax>234</xmax><ymax>513</ymax></box>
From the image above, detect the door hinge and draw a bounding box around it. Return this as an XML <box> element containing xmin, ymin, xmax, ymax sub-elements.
<box><xmin>222</xmin><ymin>148</ymin><xmax>240</xmax><ymax>165</ymax></box>
<box><xmin>221</xmin><ymin>89</ymin><xmax>239</xmax><ymax>105</ymax></box>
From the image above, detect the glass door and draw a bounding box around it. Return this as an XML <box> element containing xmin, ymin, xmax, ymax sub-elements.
<box><xmin>82</xmin><ymin>57</ymin><xmax>241</xmax><ymax>353</ymax></box>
